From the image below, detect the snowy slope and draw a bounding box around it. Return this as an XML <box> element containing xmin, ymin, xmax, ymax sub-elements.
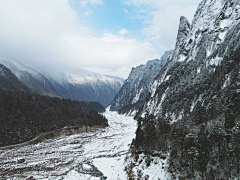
<box><xmin>0</xmin><ymin>53</ymin><xmax>58</xmax><ymax>96</ymax></box>
<box><xmin>0</xmin><ymin>53</ymin><xmax>124</xmax><ymax>106</ymax></box>
<box><xmin>34</xmin><ymin>63</ymin><xmax>124</xmax><ymax>106</ymax></box>
<box><xmin>0</xmin><ymin>64</ymin><xmax>30</xmax><ymax>92</ymax></box>
<box><xmin>110</xmin><ymin>51</ymin><xmax>172</xmax><ymax>115</ymax></box>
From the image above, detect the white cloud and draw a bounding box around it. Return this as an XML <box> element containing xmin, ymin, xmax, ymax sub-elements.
<box><xmin>90</xmin><ymin>0</ymin><xmax>103</xmax><ymax>4</ymax></box>
<box><xmin>81</xmin><ymin>1</ymin><xmax>87</xmax><ymax>6</ymax></box>
<box><xmin>81</xmin><ymin>0</ymin><xmax>103</xmax><ymax>6</ymax></box>
<box><xmin>119</xmin><ymin>29</ymin><xmax>130</xmax><ymax>35</ymax></box>
<box><xmin>0</xmin><ymin>0</ymin><xmax>201</xmax><ymax>78</ymax></box>
<box><xmin>122</xmin><ymin>0</ymin><xmax>201</xmax><ymax>49</ymax></box>
<box><xmin>85</xmin><ymin>10</ymin><xmax>93</xmax><ymax>16</ymax></box>
<box><xmin>0</xmin><ymin>0</ymin><xmax>160</xmax><ymax>78</ymax></box>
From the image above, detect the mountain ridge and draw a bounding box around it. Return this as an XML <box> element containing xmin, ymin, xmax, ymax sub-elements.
<box><xmin>110</xmin><ymin>50</ymin><xmax>172</xmax><ymax>115</ymax></box>
<box><xmin>0</xmin><ymin>54</ymin><xmax>124</xmax><ymax>106</ymax></box>
<box><xmin>0</xmin><ymin>63</ymin><xmax>108</xmax><ymax>146</ymax></box>
<box><xmin>123</xmin><ymin>0</ymin><xmax>240</xmax><ymax>179</ymax></box>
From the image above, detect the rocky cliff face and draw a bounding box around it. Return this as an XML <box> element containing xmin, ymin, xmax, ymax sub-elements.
<box><xmin>136</xmin><ymin>0</ymin><xmax>240</xmax><ymax>124</ymax></box>
<box><xmin>126</xmin><ymin>1</ymin><xmax>240</xmax><ymax>179</ymax></box>
<box><xmin>110</xmin><ymin>50</ymin><xmax>172</xmax><ymax>115</ymax></box>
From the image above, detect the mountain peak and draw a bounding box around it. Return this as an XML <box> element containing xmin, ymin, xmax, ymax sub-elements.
<box><xmin>176</xmin><ymin>16</ymin><xmax>191</xmax><ymax>47</ymax></box>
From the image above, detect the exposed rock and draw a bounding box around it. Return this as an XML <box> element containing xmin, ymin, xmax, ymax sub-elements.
<box><xmin>136</xmin><ymin>0</ymin><xmax>240</xmax><ymax>125</ymax></box>
<box><xmin>17</xmin><ymin>158</ymin><xmax>25</xmax><ymax>164</ymax></box>
<box><xmin>110</xmin><ymin>51</ymin><xmax>172</xmax><ymax>115</ymax></box>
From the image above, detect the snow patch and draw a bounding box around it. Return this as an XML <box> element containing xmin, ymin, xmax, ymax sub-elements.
<box><xmin>153</xmin><ymin>88</ymin><xmax>169</xmax><ymax>116</ymax></box>
<box><xmin>164</xmin><ymin>75</ymin><xmax>171</xmax><ymax>81</ymax></box>
<box><xmin>220</xmin><ymin>19</ymin><xmax>233</xmax><ymax>29</ymax></box>
<box><xmin>129</xmin><ymin>153</ymin><xmax>170</xmax><ymax>180</ymax></box>
<box><xmin>197</xmin><ymin>67</ymin><xmax>201</xmax><ymax>74</ymax></box>
<box><xmin>219</xmin><ymin>31</ymin><xmax>227</xmax><ymax>41</ymax></box>
<box><xmin>132</xmin><ymin>88</ymin><xmax>143</xmax><ymax>104</ymax></box>
<box><xmin>190</xmin><ymin>94</ymin><xmax>203</xmax><ymax>112</ymax></box>
<box><xmin>207</xmin><ymin>56</ymin><xmax>223</xmax><ymax>66</ymax></box>
<box><xmin>63</xmin><ymin>170</ymin><xmax>99</xmax><ymax>180</ymax></box>
<box><xmin>126</xmin><ymin>109</ymin><xmax>138</xmax><ymax>116</ymax></box>
<box><xmin>178</xmin><ymin>54</ymin><xmax>186</xmax><ymax>62</ymax></box>
<box><xmin>92</xmin><ymin>155</ymin><xmax>127</xmax><ymax>180</ymax></box>
<box><xmin>222</xmin><ymin>76</ymin><xmax>231</xmax><ymax>89</ymax></box>
<box><xmin>169</xmin><ymin>110</ymin><xmax>184</xmax><ymax>124</ymax></box>
<box><xmin>150</xmin><ymin>80</ymin><xmax>159</xmax><ymax>98</ymax></box>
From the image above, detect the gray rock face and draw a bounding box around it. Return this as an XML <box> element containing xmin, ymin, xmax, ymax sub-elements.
<box><xmin>136</xmin><ymin>0</ymin><xmax>240</xmax><ymax>124</ymax></box>
<box><xmin>110</xmin><ymin>50</ymin><xmax>172</xmax><ymax>115</ymax></box>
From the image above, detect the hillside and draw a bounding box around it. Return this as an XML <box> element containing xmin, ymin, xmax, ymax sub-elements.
<box><xmin>0</xmin><ymin>64</ymin><xmax>108</xmax><ymax>146</ymax></box>
<box><xmin>123</xmin><ymin>0</ymin><xmax>240</xmax><ymax>179</ymax></box>
<box><xmin>0</xmin><ymin>54</ymin><xmax>124</xmax><ymax>106</ymax></box>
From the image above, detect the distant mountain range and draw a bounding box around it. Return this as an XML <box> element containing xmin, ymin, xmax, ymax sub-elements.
<box><xmin>0</xmin><ymin>53</ymin><xmax>124</xmax><ymax>106</ymax></box>
<box><xmin>0</xmin><ymin>63</ymin><xmax>108</xmax><ymax>146</ymax></box>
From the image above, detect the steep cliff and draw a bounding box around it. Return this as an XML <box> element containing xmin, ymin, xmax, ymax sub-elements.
<box><xmin>110</xmin><ymin>50</ymin><xmax>172</xmax><ymax>115</ymax></box>
<box><xmin>127</xmin><ymin>0</ymin><xmax>240</xmax><ymax>179</ymax></box>
<box><xmin>137</xmin><ymin>0</ymin><xmax>240</xmax><ymax>124</ymax></box>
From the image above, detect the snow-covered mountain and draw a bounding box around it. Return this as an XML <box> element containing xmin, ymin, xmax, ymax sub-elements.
<box><xmin>33</xmin><ymin>63</ymin><xmax>124</xmax><ymax>107</ymax></box>
<box><xmin>136</xmin><ymin>0</ymin><xmax>240</xmax><ymax>123</ymax></box>
<box><xmin>0</xmin><ymin>53</ymin><xmax>124</xmax><ymax>106</ymax></box>
<box><xmin>110</xmin><ymin>50</ymin><xmax>172</xmax><ymax>115</ymax></box>
<box><xmin>123</xmin><ymin>0</ymin><xmax>240</xmax><ymax>179</ymax></box>
<box><xmin>0</xmin><ymin>64</ymin><xmax>31</xmax><ymax>92</ymax></box>
<box><xmin>0</xmin><ymin>54</ymin><xmax>58</xmax><ymax>96</ymax></box>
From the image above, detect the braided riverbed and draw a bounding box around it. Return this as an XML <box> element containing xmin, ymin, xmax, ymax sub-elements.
<box><xmin>0</xmin><ymin>108</ymin><xmax>137</xmax><ymax>180</ymax></box>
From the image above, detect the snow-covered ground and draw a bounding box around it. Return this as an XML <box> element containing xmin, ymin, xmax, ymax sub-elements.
<box><xmin>125</xmin><ymin>153</ymin><xmax>170</xmax><ymax>180</ymax></box>
<box><xmin>0</xmin><ymin>108</ymin><xmax>137</xmax><ymax>179</ymax></box>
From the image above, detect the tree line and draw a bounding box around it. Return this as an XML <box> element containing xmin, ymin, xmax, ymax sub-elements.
<box><xmin>0</xmin><ymin>89</ymin><xmax>108</xmax><ymax>146</ymax></box>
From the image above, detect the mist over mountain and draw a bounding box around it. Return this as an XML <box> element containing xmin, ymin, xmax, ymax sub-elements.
<box><xmin>0</xmin><ymin>53</ymin><xmax>124</xmax><ymax>106</ymax></box>
<box><xmin>0</xmin><ymin>64</ymin><xmax>108</xmax><ymax>146</ymax></box>
<box><xmin>0</xmin><ymin>64</ymin><xmax>32</xmax><ymax>93</ymax></box>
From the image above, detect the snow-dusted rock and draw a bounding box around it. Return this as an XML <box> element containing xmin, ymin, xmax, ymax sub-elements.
<box><xmin>110</xmin><ymin>50</ymin><xmax>172</xmax><ymax>115</ymax></box>
<box><xmin>138</xmin><ymin>0</ymin><xmax>240</xmax><ymax>123</ymax></box>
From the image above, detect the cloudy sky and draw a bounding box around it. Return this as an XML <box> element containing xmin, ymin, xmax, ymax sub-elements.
<box><xmin>0</xmin><ymin>0</ymin><xmax>201</xmax><ymax>78</ymax></box>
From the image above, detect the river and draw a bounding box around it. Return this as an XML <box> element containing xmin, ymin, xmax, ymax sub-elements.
<box><xmin>0</xmin><ymin>108</ymin><xmax>137</xmax><ymax>180</ymax></box>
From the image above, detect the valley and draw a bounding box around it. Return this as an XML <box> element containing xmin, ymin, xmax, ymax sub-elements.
<box><xmin>1</xmin><ymin>0</ymin><xmax>240</xmax><ymax>179</ymax></box>
<box><xmin>0</xmin><ymin>108</ymin><xmax>137</xmax><ymax>180</ymax></box>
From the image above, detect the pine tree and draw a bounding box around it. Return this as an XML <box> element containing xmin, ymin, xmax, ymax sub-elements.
<box><xmin>168</xmin><ymin>124</ymin><xmax>189</xmax><ymax>177</ymax></box>
<box><xmin>225</xmin><ymin>108</ymin><xmax>235</xmax><ymax>130</ymax></box>
<box><xmin>143</xmin><ymin>114</ymin><xmax>157</xmax><ymax>153</ymax></box>
<box><xmin>196</xmin><ymin>125</ymin><xmax>211</xmax><ymax>180</ymax></box>
<box><xmin>230</xmin><ymin>123</ymin><xmax>240</xmax><ymax>175</ymax></box>
<box><xmin>134</xmin><ymin>117</ymin><xmax>144</xmax><ymax>150</ymax></box>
